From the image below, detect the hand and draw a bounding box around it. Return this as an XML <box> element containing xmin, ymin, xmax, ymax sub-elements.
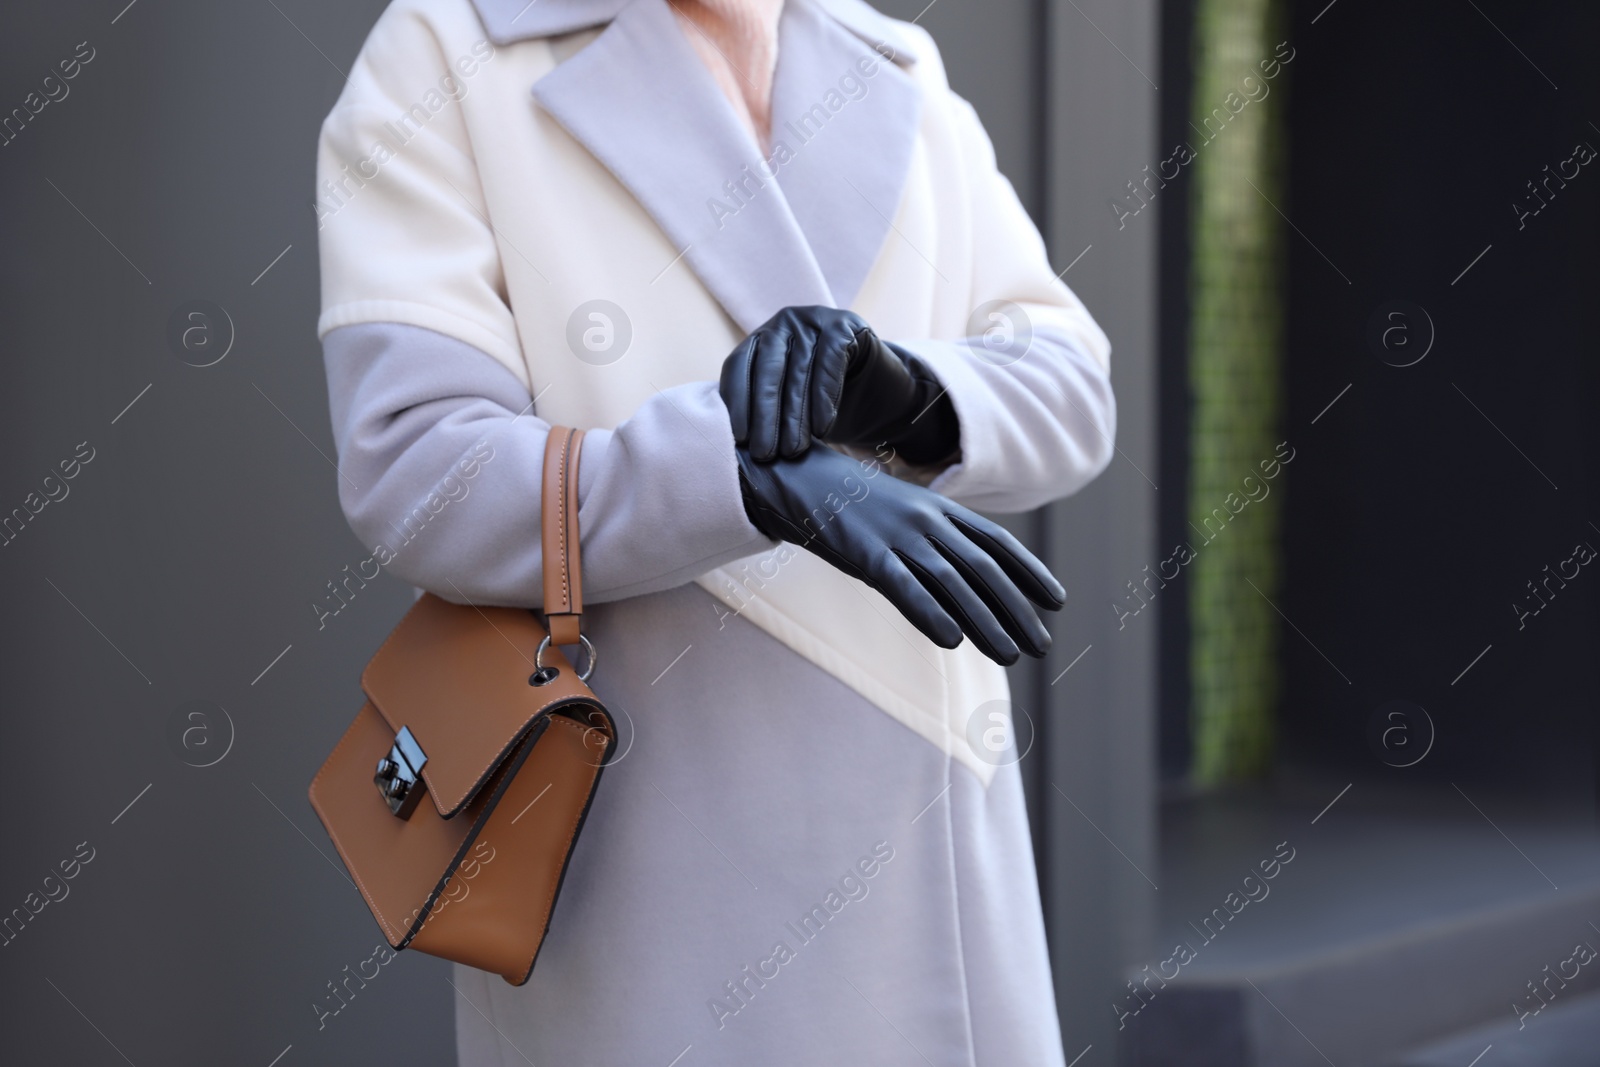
<box><xmin>735</xmin><ymin>440</ymin><xmax>1063</xmax><ymax>665</ymax></box>
<box><xmin>720</xmin><ymin>305</ymin><xmax>958</xmax><ymax>464</ymax></box>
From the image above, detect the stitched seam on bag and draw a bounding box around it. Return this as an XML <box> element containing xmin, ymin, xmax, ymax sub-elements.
<box><xmin>565</xmin><ymin>429</ymin><xmax>582</xmax><ymax>617</ymax></box>
<box><xmin>555</xmin><ymin>428</ymin><xmax>570</xmax><ymax>612</ymax></box>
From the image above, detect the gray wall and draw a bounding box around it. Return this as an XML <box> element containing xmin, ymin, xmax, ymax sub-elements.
<box><xmin>1</xmin><ymin>3</ymin><xmax>438</xmax><ymax>1064</ymax></box>
<box><xmin>1035</xmin><ymin>1</ymin><xmax>1161</xmax><ymax>1057</ymax></box>
<box><xmin>0</xmin><ymin>1</ymin><xmax>1157</xmax><ymax>1063</ymax></box>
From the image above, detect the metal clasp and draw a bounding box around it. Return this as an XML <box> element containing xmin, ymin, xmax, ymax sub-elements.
<box><xmin>374</xmin><ymin>725</ymin><xmax>428</xmax><ymax>819</ymax></box>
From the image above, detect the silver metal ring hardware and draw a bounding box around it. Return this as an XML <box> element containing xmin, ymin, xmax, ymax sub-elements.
<box><xmin>533</xmin><ymin>634</ymin><xmax>596</xmax><ymax>684</ymax></box>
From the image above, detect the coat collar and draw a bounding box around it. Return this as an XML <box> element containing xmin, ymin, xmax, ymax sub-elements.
<box><xmin>471</xmin><ymin>0</ymin><xmax>921</xmax><ymax>64</ymax></box>
<box><xmin>519</xmin><ymin>0</ymin><xmax>922</xmax><ymax>332</ymax></box>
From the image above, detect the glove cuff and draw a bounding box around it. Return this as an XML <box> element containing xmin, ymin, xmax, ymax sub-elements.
<box><xmin>881</xmin><ymin>343</ymin><xmax>960</xmax><ymax>466</ymax></box>
<box><xmin>829</xmin><ymin>333</ymin><xmax>960</xmax><ymax>464</ymax></box>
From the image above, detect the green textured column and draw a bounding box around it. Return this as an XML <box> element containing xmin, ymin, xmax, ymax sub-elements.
<box><xmin>1186</xmin><ymin>0</ymin><xmax>1287</xmax><ymax>783</ymax></box>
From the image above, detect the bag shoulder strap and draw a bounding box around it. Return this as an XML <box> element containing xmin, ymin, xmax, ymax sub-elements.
<box><xmin>541</xmin><ymin>426</ymin><xmax>586</xmax><ymax>646</ymax></box>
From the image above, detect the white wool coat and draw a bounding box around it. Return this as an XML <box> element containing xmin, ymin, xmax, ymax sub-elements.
<box><xmin>315</xmin><ymin>0</ymin><xmax>1115</xmax><ymax>1062</ymax></box>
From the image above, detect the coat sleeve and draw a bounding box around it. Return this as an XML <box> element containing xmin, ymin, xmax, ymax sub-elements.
<box><xmin>322</xmin><ymin>323</ymin><xmax>771</xmax><ymax>608</ymax></box>
<box><xmin>315</xmin><ymin>11</ymin><xmax>770</xmax><ymax>610</ymax></box>
<box><xmin>886</xmin><ymin>80</ymin><xmax>1117</xmax><ymax>514</ymax></box>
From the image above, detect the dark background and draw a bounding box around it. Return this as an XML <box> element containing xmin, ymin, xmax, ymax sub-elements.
<box><xmin>1273</xmin><ymin>1</ymin><xmax>1600</xmax><ymax>805</ymax></box>
<box><xmin>1159</xmin><ymin>2</ymin><xmax>1600</xmax><ymax>802</ymax></box>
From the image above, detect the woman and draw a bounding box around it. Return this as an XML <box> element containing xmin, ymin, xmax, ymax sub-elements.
<box><xmin>316</xmin><ymin>0</ymin><xmax>1115</xmax><ymax>1062</ymax></box>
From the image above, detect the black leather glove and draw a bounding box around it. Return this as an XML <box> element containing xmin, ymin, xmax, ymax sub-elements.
<box><xmin>720</xmin><ymin>305</ymin><xmax>959</xmax><ymax>465</ymax></box>
<box><xmin>735</xmin><ymin>440</ymin><xmax>1063</xmax><ymax>665</ymax></box>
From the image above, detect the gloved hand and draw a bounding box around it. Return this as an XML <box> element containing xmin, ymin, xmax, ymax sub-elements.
<box><xmin>735</xmin><ymin>440</ymin><xmax>1063</xmax><ymax>665</ymax></box>
<box><xmin>720</xmin><ymin>305</ymin><xmax>959</xmax><ymax>465</ymax></box>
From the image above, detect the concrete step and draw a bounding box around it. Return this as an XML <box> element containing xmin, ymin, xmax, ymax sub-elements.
<box><xmin>1386</xmin><ymin>988</ymin><xmax>1600</xmax><ymax>1067</ymax></box>
<box><xmin>1118</xmin><ymin>786</ymin><xmax>1600</xmax><ymax>1067</ymax></box>
<box><xmin>1120</xmin><ymin>885</ymin><xmax>1600</xmax><ymax>1066</ymax></box>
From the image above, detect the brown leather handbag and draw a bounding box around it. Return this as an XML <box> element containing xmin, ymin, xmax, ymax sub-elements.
<box><xmin>308</xmin><ymin>426</ymin><xmax>615</xmax><ymax>985</ymax></box>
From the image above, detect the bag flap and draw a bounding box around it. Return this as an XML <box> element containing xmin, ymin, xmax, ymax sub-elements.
<box><xmin>361</xmin><ymin>592</ymin><xmax>600</xmax><ymax>819</ymax></box>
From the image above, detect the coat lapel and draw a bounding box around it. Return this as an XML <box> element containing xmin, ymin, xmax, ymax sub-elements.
<box><xmin>767</xmin><ymin>0</ymin><xmax>921</xmax><ymax>308</ymax></box>
<box><xmin>531</xmin><ymin>0</ymin><xmax>834</xmax><ymax>333</ymax></box>
<box><xmin>497</xmin><ymin>0</ymin><xmax>924</xmax><ymax>328</ymax></box>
